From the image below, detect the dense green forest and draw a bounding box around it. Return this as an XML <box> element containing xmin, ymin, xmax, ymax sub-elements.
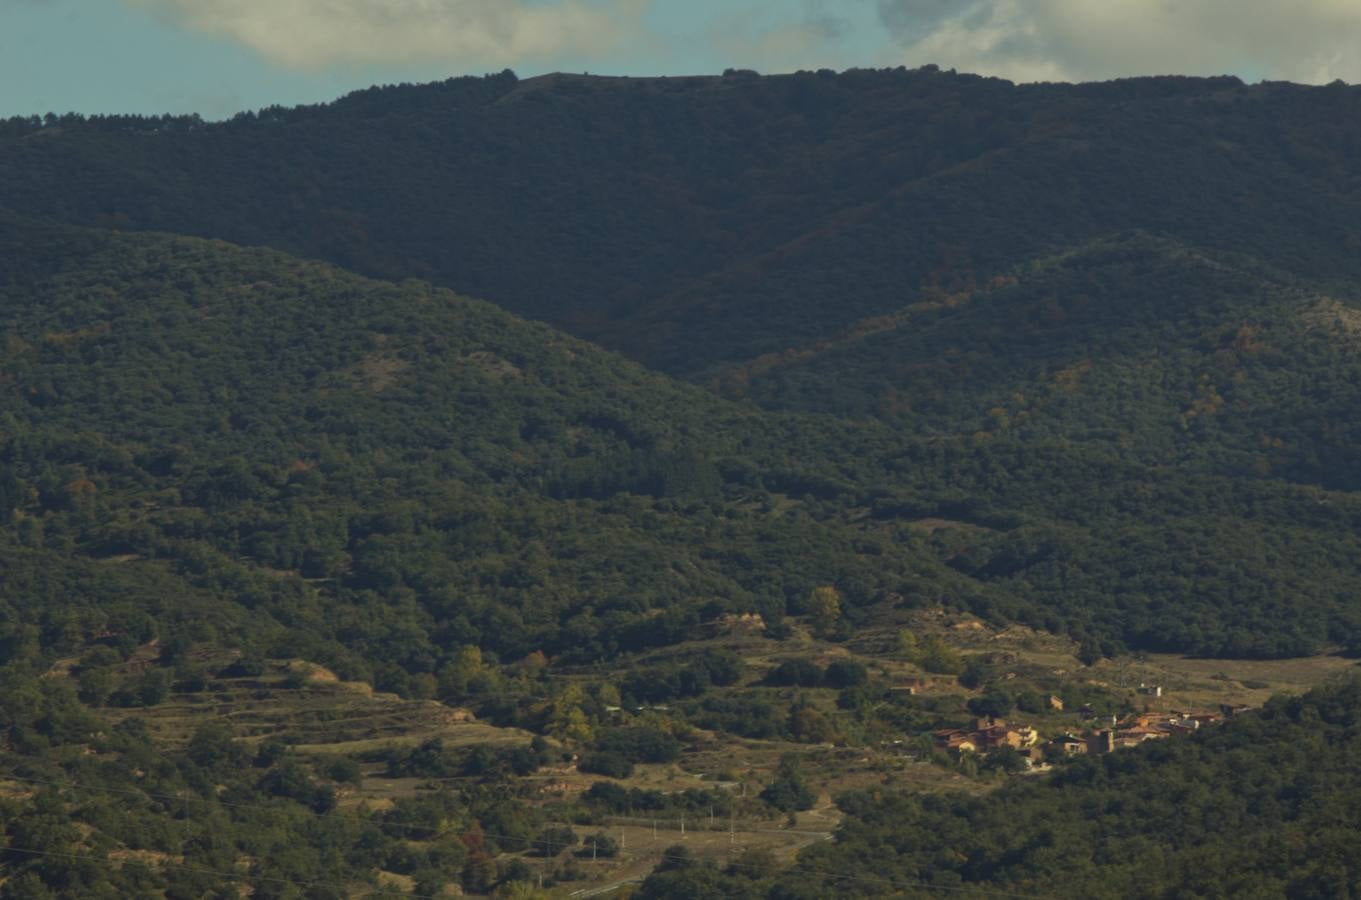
<box><xmin>3</xmin><ymin>69</ymin><xmax>1360</xmax><ymax>376</ymax></box>
<box><xmin>0</xmin><ymin>216</ymin><xmax>956</xmax><ymax>681</ymax></box>
<box><xmin>2</xmin><ymin>214</ymin><xmax>1361</xmax><ymax>895</ymax></box>
<box><xmin>5</xmin><ymin>66</ymin><xmax>1361</xmax><ymax>896</ymax></box>
<box><xmin>4</xmin><ymin>217</ymin><xmax>1361</xmax><ymax>680</ymax></box>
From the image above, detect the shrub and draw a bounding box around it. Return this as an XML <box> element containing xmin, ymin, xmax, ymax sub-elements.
<box><xmin>823</xmin><ymin>660</ymin><xmax>868</xmax><ymax>688</ymax></box>
<box><xmin>579</xmin><ymin>832</ymin><xmax>619</xmax><ymax>859</ymax></box>
<box><xmin>578</xmin><ymin>751</ymin><xmax>634</xmax><ymax>778</ymax></box>
<box><xmin>537</xmin><ymin>825</ymin><xmax>577</xmax><ymax>857</ymax></box>
<box><xmin>765</xmin><ymin>660</ymin><xmax>824</xmax><ymax>688</ymax></box>
<box><xmin>760</xmin><ymin>755</ymin><xmax>815</xmax><ymax>812</ymax></box>
<box><xmin>595</xmin><ymin>726</ymin><xmax>681</xmax><ymax>763</ymax></box>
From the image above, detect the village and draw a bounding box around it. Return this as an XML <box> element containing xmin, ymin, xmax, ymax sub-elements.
<box><xmin>928</xmin><ymin>683</ymin><xmax>1254</xmax><ymax>769</ymax></box>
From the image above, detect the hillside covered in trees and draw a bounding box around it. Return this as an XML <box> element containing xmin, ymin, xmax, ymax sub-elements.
<box><xmin>4</xmin><ymin>66</ymin><xmax>1361</xmax><ymax>896</ymax></box>
<box><xmin>4</xmin><ymin>216</ymin><xmax>1361</xmax><ymax>675</ymax></box>
<box><xmin>4</xmin><ymin>68</ymin><xmax>1361</xmax><ymax>378</ymax></box>
<box><xmin>0</xmin><ymin>215</ymin><xmax>952</xmax><ymax>682</ymax></box>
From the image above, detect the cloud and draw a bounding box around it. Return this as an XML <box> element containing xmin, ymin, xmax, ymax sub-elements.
<box><xmin>878</xmin><ymin>0</ymin><xmax>981</xmax><ymax>45</ymax></box>
<box><xmin>701</xmin><ymin>2</ymin><xmax>859</xmax><ymax>73</ymax></box>
<box><xmin>126</xmin><ymin>0</ymin><xmax>647</xmax><ymax>70</ymax></box>
<box><xmin>877</xmin><ymin>0</ymin><xmax>1361</xmax><ymax>84</ymax></box>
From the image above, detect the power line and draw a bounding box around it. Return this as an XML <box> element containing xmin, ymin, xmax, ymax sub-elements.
<box><xmin>3</xmin><ymin>771</ymin><xmax>780</xmax><ymax>842</ymax></box>
<box><xmin>0</xmin><ymin>845</ymin><xmax>446</xmax><ymax>900</ymax></box>
<box><xmin>1</xmin><ymin>770</ymin><xmax>1058</xmax><ymax>899</ymax></box>
<box><xmin>2</xmin><ymin>772</ymin><xmax>473</xmax><ymax>841</ymax></box>
<box><xmin>2</xmin><ymin>836</ymin><xmax>1059</xmax><ymax>900</ymax></box>
<box><xmin>601</xmin><ymin>813</ymin><xmax>829</xmax><ymax>839</ymax></box>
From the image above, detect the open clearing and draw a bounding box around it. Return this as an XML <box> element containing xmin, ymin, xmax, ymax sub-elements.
<box><xmin>1089</xmin><ymin>652</ymin><xmax>1358</xmax><ymax>710</ymax></box>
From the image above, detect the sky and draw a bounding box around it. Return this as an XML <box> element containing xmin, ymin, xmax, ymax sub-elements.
<box><xmin>2</xmin><ymin>0</ymin><xmax>1359</xmax><ymax>119</ymax></box>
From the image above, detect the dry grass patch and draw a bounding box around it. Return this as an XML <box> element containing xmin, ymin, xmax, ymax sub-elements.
<box><xmin>1095</xmin><ymin>653</ymin><xmax>1358</xmax><ymax>710</ymax></box>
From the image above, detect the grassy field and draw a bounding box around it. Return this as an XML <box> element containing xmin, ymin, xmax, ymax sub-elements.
<box><xmin>98</xmin><ymin>659</ymin><xmax>532</xmax><ymax>756</ymax></box>
<box><xmin>1087</xmin><ymin>652</ymin><xmax>1358</xmax><ymax>711</ymax></box>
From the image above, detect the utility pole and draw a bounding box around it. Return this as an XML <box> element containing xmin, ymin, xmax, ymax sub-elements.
<box><xmin>681</xmin><ymin>815</ymin><xmax>686</xmax><ymax>839</ymax></box>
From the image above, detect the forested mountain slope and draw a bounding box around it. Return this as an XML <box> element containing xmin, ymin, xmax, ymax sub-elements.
<box><xmin>4</xmin><ymin>69</ymin><xmax>1361</xmax><ymax>377</ymax></box>
<box><xmin>0</xmin><ymin>216</ymin><xmax>976</xmax><ymax>685</ymax></box>
<box><xmin>723</xmin><ymin>233</ymin><xmax>1361</xmax><ymax>488</ymax></box>
<box><xmin>4</xmin><ymin>66</ymin><xmax>1361</xmax><ymax>661</ymax></box>
<box><xmin>2</xmin><ymin>178</ymin><xmax>1361</xmax><ymax>893</ymax></box>
<box><xmin>8</xmin><ymin>65</ymin><xmax>1361</xmax><ymax>899</ymax></box>
<box><xmin>5</xmin><ymin>216</ymin><xmax>1361</xmax><ymax>674</ymax></box>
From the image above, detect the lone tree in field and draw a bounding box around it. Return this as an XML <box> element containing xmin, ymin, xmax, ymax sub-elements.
<box><xmin>807</xmin><ymin>585</ymin><xmax>842</xmax><ymax>638</ymax></box>
<box><xmin>761</xmin><ymin>754</ymin><xmax>816</xmax><ymax>812</ymax></box>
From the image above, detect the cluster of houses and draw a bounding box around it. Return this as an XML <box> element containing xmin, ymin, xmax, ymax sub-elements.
<box><xmin>1048</xmin><ymin>705</ymin><xmax>1249</xmax><ymax>757</ymax></box>
<box><xmin>931</xmin><ymin>701</ymin><xmax>1253</xmax><ymax>768</ymax></box>
<box><xmin>933</xmin><ymin>718</ymin><xmax>1043</xmax><ymax>759</ymax></box>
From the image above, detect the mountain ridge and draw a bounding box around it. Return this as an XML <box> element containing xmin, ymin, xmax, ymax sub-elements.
<box><xmin>6</xmin><ymin>68</ymin><xmax>1360</xmax><ymax>378</ymax></box>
